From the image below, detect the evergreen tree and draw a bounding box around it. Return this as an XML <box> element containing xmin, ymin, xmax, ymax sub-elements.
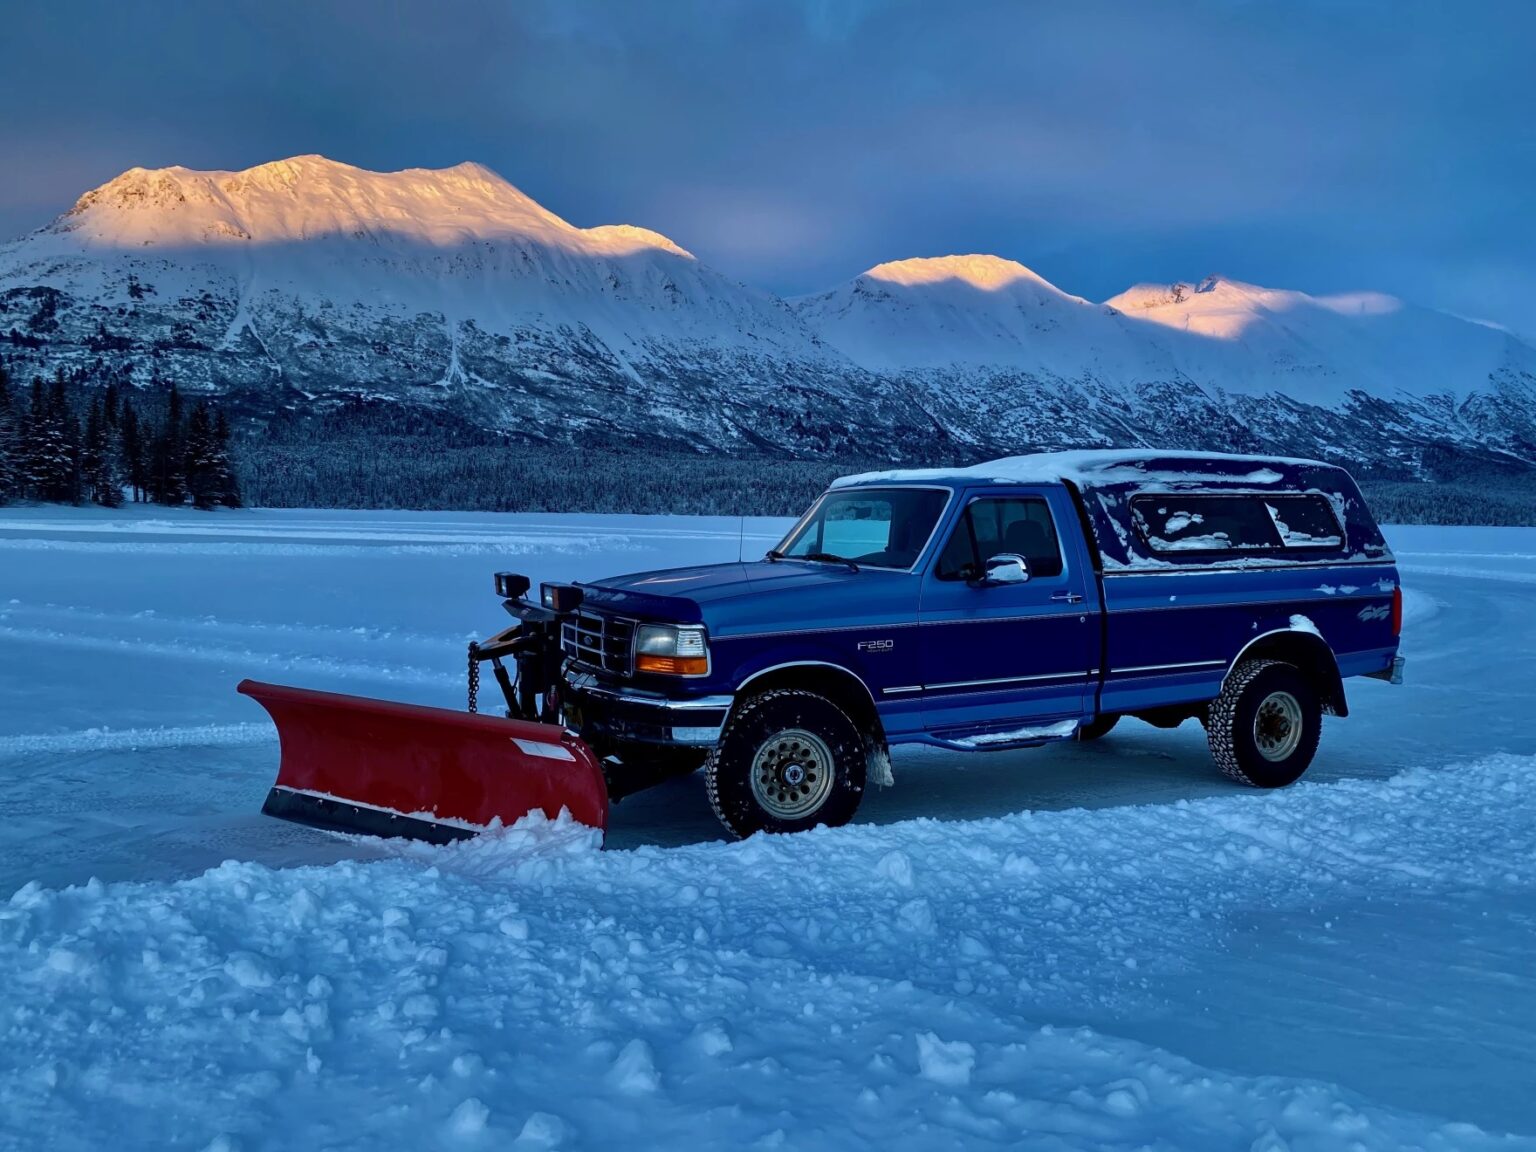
<box><xmin>81</xmin><ymin>395</ymin><xmax>124</xmax><ymax>507</ymax></box>
<box><xmin>0</xmin><ymin>361</ymin><xmax>17</xmax><ymax>503</ymax></box>
<box><xmin>99</xmin><ymin>380</ymin><xmax>124</xmax><ymax>506</ymax></box>
<box><xmin>46</xmin><ymin>370</ymin><xmax>82</xmax><ymax>503</ymax></box>
<box><xmin>120</xmin><ymin>397</ymin><xmax>148</xmax><ymax>503</ymax></box>
<box><xmin>82</xmin><ymin>397</ymin><xmax>104</xmax><ymax>503</ymax></box>
<box><xmin>22</xmin><ymin>376</ymin><xmax>78</xmax><ymax>502</ymax></box>
<box><xmin>185</xmin><ymin>400</ymin><xmax>219</xmax><ymax>510</ymax></box>
<box><xmin>151</xmin><ymin>382</ymin><xmax>187</xmax><ymax>505</ymax></box>
<box><xmin>20</xmin><ymin>378</ymin><xmax>48</xmax><ymax>497</ymax></box>
<box><xmin>212</xmin><ymin>407</ymin><xmax>242</xmax><ymax>507</ymax></box>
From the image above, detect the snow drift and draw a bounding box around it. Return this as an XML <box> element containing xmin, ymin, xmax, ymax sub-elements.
<box><xmin>4</xmin><ymin>757</ymin><xmax>1534</xmax><ymax>1150</ymax></box>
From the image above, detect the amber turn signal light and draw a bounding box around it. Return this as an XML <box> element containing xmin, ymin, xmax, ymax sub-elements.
<box><xmin>636</xmin><ymin>654</ymin><xmax>710</xmax><ymax>676</ymax></box>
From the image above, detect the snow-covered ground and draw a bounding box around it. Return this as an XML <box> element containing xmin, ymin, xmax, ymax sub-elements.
<box><xmin>2</xmin><ymin>507</ymin><xmax>1534</xmax><ymax>1150</ymax></box>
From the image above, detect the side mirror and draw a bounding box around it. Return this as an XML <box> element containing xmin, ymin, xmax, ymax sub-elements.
<box><xmin>979</xmin><ymin>553</ymin><xmax>1030</xmax><ymax>586</ymax></box>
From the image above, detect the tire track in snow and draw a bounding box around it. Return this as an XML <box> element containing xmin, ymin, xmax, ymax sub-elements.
<box><xmin>0</xmin><ymin>624</ymin><xmax>460</xmax><ymax>688</ymax></box>
<box><xmin>0</xmin><ymin>538</ymin><xmax>628</xmax><ymax>558</ymax></box>
<box><xmin>1398</xmin><ymin>562</ymin><xmax>1536</xmax><ymax>585</ymax></box>
<box><xmin>0</xmin><ymin>723</ymin><xmax>274</xmax><ymax>758</ymax></box>
<box><xmin>1</xmin><ymin>601</ymin><xmax>454</xmax><ymax>650</ymax></box>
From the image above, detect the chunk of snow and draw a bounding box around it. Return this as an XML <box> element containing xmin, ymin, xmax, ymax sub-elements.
<box><xmin>1289</xmin><ymin>614</ymin><xmax>1322</xmax><ymax>638</ymax></box>
<box><xmin>515</xmin><ymin>1112</ymin><xmax>567</xmax><ymax>1147</ymax></box>
<box><xmin>876</xmin><ymin>850</ymin><xmax>915</xmax><ymax>888</ymax></box>
<box><xmin>222</xmin><ymin>952</ymin><xmax>275</xmax><ymax>989</ymax></box>
<box><xmin>952</xmin><ymin>719</ymin><xmax>1078</xmax><ymax>747</ymax></box>
<box><xmin>607</xmin><ymin>1039</ymin><xmax>660</xmax><ymax>1095</ymax></box>
<box><xmin>916</xmin><ymin>1033</ymin><xmax>976</xmax><ymax>1087</ymax></box>
<box><xmin>447</xmin><ymin>1098</ymin><xmax>490</xmax><ymax>1137</ymax></box>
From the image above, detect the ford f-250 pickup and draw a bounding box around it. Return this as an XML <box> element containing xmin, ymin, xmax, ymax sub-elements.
<box><xmin>539</xmin><ymin>450</ymin><xmax>1405</xmax><ymax>838</ymax></box>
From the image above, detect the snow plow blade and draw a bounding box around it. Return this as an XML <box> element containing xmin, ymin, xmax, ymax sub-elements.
<box><xmin>238</xmin><ymin>679</ymin><xmax>608</xmax><ymax>843</ymax></box>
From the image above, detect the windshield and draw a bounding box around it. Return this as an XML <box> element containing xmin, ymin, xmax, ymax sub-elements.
<box><xmin>774</xmin><ymin>487</ymin><xmax>949</xmax><ymax>570</ymax></box>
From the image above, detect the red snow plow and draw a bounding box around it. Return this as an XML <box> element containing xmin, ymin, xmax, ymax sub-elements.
<box><xmin>241</xmin><ymin>573</ymin><xmax>612</xmax><ymax>843</ymax></box>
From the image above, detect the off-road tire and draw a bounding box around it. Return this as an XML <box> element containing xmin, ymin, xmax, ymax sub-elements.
<box><xmin>1207</xmin><ymin>659</ymin><xmax>1322</xmax><ymax>788</ymax></box>
<box><xmin>705</xmin><ymin>689</ymin><xmax>867</xmax><ymax>838</ymax></box>
<box><xmin>1076</xmin><ymin>713</ymin><xmax>1120</xmax><ymax>741</ymax></box>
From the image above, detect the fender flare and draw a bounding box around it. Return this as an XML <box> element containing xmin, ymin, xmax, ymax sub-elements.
<box><xmin>1224</xmin><ymin>626</ymin><xmax>1348</xmax><ymax>717</ymax></box>
<box><xmin>733</xmin><ymin>659</ymin><xmax>884</xmax><ymax>739</ymax></box>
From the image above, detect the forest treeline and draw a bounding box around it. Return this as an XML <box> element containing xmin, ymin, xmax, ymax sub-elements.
<box><xmin>3</xmin><ymin>363</ymin><xmax>1533</xmax><ymax>523</ymax></box>
<box><xmin>236</xmin><ymin>407</ymin><xmax>1536</xmax><ymax>524</ymax></box>
<box><xmin>0</xmin><ymin>360</ymin><xmax>240</xmax><ymax>509</ymax></box>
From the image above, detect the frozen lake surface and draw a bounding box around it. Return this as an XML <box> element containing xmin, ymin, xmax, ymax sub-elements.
<box><xmin>2</xmin><ymin>506</ymin><xmax>1533</xmax><ymax>1150</ymax></box>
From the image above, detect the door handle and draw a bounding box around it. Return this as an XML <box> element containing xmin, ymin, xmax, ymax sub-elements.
<box><xmin>1050</xmin><ymin>590</ymin><xmax>1084</xmax><ymax>604</ymax></box>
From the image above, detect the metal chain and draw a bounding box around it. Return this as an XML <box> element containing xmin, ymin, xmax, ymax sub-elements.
<box><xmin>467</xmin><ymin>643</ymin><xmax>480</xmax><ymax>714</ymax></box>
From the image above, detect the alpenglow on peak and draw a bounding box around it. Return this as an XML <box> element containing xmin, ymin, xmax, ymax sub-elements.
<box><xmin>45</xmin><ymin>155</ymin><xmax>695</xmax><ymax>260</ymax></box>
<box><xmin>861</xmin><ymin>254</ymin><xmax>1059</xmax><ymax>292</ymax></box>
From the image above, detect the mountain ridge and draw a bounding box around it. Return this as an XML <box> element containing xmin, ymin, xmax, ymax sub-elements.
<box><xmin>3</xmin><ymin>155</ymin><xmax>1534</xmax><ymax>474</ymax></box>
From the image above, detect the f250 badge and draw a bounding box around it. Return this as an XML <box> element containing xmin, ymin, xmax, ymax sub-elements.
<box><xmin>857</xmin><ymin>639</ymin><xmax>895</xmax><ymax>652</ymax></box>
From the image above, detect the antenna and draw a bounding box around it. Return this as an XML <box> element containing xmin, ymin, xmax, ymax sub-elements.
<box><xmin>737</xmin><ymin>513</ymin><xmax>746</xmax><ymax>564</ymax></box>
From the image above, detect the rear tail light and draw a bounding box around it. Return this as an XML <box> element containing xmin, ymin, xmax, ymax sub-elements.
<box><xmin>1392</xmin><ymin>585</ymin><xmax>1403</xmax><ymax>636</ymax></box>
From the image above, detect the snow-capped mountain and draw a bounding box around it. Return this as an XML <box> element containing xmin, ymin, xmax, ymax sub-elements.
<box><xmin>3</xmin><ymin>156</ymin><xmax>1533</xmax><ymax>472</ymax></box>
<box><xmin>792</xmin><ymin>257</ymin><xmax>1536</xmax><ymax>462</ymax></box>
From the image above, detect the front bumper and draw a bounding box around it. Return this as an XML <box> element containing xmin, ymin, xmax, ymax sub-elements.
<box><xmin>561</xmin><ymin>670</ymin><xmax>732</xmax><ymax>748</ymax></box>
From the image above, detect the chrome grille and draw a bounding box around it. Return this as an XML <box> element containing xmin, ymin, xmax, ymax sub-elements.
<box><xmin>560</xmin><ymin>610</ymin><xmax>636</xmax><ymax>676</ymax></box>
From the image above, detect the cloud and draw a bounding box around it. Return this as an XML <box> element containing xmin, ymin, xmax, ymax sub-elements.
<box><xmin>1</xmin><ymin>0</ymin><xmax>1532</xmax><ymax>335</ymax></box>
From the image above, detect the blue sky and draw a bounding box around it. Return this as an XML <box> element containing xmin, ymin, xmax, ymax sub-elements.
<box><xmin>3</xmin><ymin>0</ymin><xmax>1532</xmax><ymax>334</ymax></box>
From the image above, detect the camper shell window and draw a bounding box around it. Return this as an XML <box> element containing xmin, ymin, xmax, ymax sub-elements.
<box><xmin>1264</xmin><ymin>495</ymin><xmax>1345</xmax><ymax>548</ymax></box>
<box><xmin>1131</xmin><ymin>492</ymin><xmax>1344</xmax><ymax>556</ymax></box>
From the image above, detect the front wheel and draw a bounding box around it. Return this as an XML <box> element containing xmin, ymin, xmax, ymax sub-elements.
<box><xmin>1206</xmin><ymin>659</ymin><xmax>1321</xmax><ymax>788</ymax></box>
<box><xmin>705</xmin><ymin>689</ymin><xmax>867</xmax><ymax>838</ymax></box>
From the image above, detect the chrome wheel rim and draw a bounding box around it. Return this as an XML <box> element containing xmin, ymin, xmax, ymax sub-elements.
<box><xmin>750</xmin><ymin>728</ymin><xmax>835</xmax><ymax>819</ymax></box>
<box><xmin>1253</xmin><ymin>691</ymin><xmax>1303</xmax><ymax>762</ymax></box>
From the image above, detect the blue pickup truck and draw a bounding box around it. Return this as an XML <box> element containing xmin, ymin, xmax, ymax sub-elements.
<box><xmin>537</xmin><ymin>450</ymin><xmax>1405</xmax><ymax>837</ymax></box>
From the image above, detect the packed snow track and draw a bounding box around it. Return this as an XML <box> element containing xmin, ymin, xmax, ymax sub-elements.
<box><xmin>2</xmin><ymin>508</ymin><xmax>1533</xmax><ymax>1150</ymax></box>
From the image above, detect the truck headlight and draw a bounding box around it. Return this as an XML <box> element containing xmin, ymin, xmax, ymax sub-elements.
<box><xmin>634</xmin><ymin>624</ymin><xmax>710</xmax><ymax>676</ymax></box>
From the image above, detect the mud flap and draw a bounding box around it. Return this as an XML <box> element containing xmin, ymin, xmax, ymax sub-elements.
<box><xmin>239</xmin><ymin>679</ymin><xmax>608</xmax><ymax>843</ymax></box>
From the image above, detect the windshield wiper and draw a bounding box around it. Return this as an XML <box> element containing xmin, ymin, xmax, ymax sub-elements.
<box><xmin>799</xmin><ymin>551</ymin><xmax>861</xmax><ymax>572</ymax></box>
<box><xmin>765</xmin><ymin>549</ymin><xmax>784</xmax><ymax>562</ymax></box>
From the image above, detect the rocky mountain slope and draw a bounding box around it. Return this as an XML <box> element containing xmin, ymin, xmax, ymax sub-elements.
<box><xmin>3</xmin><ymin>156</ymin><xmax>1533</xmax><ymax>473</ymax></box>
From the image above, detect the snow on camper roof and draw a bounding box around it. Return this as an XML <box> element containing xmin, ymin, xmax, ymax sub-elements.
<box><xmin>831</xmin><ymin>450</ymin><xmax>1334</xmax><ymax>491</ymax></box>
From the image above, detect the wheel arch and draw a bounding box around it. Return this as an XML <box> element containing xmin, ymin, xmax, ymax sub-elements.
<box><xmin>735</xmin><ymin>661</ymin><xmax>885</xmax><ymax>744</ymax></box>
<box><xmin>1226</xmin><ymin>628</ymin><xmax>1348</xmax><ymax>717</ymax></box>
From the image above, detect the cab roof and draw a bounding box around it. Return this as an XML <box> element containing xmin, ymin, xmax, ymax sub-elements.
<box><xmin>831</xmin><ymin>449</ymin><xmax>1335</xmax><ymax>492</ymax></box>
<box><xmin>833</xmin><ymin>449</ymin><xmax>1389</xmax><ymax>571</ymax></box>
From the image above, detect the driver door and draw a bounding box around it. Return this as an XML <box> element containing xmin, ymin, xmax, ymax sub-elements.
<box><xmin>918</xmin><ymin>488</ymin><xmax>1095</xmax><ymax>735</ymax></box>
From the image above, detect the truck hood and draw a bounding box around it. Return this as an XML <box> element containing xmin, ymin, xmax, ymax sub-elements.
<box><xmin>579</xmin><ymin>561</ymin><xmax>865</xmax><ymax>622</ymax></box>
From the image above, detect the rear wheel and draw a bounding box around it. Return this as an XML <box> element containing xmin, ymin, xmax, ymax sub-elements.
<box><xmin>1076</xmin><ymin>713</ymin><xmax>1120</xmax><ymax>741</ymax></box>
<box><xmin>705</xmin><ymin>689</ymin><xmax>867</xmax><ymax>838</ymax></box>
<box><xmin>1207</xmin><ymin>659</ymin><xmax>1321</xmax><ymax>788</ymax></box>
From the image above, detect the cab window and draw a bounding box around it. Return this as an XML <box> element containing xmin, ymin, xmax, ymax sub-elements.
<box><xmin>776</xmin><ymin>487</ymin><xmax>948</xmax><ymax>569</ymax></box>
<box><xmin>936</xmin><ymin>497</ymin><xmax>1063</xmax><ymax>581</ymax></box>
